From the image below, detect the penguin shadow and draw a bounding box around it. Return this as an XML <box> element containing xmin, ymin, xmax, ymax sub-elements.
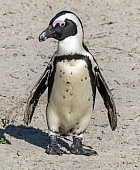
<box><xmin>0</xmin><ymin>125</ymin><xmax>70</xmax><ymax>151</ymax></box>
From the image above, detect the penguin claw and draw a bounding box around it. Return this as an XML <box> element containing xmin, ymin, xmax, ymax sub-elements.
<box><xmin>46</xmin><ymin>145</ymin><xmax>64</xmax><ymax>156</ymax></box>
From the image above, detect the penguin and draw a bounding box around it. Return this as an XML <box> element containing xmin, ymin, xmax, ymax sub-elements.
<box><xmin>24</xmin><ymin>11</ymin><xmax>117</xmax><ymax>156</ymax></box>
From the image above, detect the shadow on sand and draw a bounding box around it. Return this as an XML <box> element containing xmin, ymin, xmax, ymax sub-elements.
<box><xmin>0</xmin><ymin>125</ymin><xmax>70</xmax><ymax>150</ymax></box>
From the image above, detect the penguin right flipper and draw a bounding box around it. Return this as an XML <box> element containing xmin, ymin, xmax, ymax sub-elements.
<box><xmin>94</xmin><ymin>66</ymin><xmax>117</xmax><ymax>131</ymax></box>
<box><xmin>24</xmin><ymin>65</ymin><xmax>51</xmax><ymax>125</ymax></box>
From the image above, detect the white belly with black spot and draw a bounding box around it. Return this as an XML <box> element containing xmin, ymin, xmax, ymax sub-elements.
<box><xmin>47</xmin><ymin>59</ymin><xmax>94</xmax><ymax>134</ymax></box>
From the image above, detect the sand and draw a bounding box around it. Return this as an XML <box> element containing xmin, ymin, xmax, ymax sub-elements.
<box><xmin>0</xmin><ymin>0</ymin><xmax>140</xmax><ymax>169</ymax></box>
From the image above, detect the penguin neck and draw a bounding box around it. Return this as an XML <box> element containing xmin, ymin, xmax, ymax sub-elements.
<box><xmin>57</xmin><ymin>34</ymin><xmax>84</xmax><ymax>56</ymax></box>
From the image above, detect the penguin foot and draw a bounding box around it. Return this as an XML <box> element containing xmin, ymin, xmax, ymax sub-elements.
<box><xmin>46</xmin><ymin>144</ymin><xmax>64</xmax><ymax>155</ymax></box>
<box><xmin>70</xmin><ymin>136</ymin><xmax>98</xmax><ymax>156</ymax></box>
<box><xmin>70</xmin><ymin>146</ymin><xmax>98</xmax><ymax>156</ymax></box>
<box><xmin>46</xmin><ymin>135</ymin><xmax>64</xmax><ymax>155</ymax></box>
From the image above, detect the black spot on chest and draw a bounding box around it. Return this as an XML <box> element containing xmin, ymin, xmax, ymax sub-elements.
<box><xmin>47</xmin><ymin>54</ymin><xmax>96</xmax><ymax>103</ymax></box>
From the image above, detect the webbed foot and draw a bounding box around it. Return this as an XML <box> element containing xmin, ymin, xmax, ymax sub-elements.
<box><xmin>46</xmin><ymin>144</ymin><xmax>64</xmax><ymax>155</ymax></box>
<box><xmin>46</xmin><ymin>135</ymin><xmax>64</xmax><ymax>156</ymax></box>
<box><xmin>70</xmin><ymin>136</ymin><xmax>98</xmax><ymax>156</ymax></box>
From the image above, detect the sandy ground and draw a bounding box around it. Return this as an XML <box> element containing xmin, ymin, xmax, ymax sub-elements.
<box><xmin>0</xmin><ymin>0</ymin><xmax>140</xmax><ymax>169</ymax></box>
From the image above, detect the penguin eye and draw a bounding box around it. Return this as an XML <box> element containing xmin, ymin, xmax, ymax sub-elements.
<box><xmin>59</xmin><ymin>22</ymin><xmax>65</xmax><ymax>27</ymax></box>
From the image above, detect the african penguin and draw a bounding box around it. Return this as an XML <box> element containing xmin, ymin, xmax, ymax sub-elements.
<box><xmin>24</xmin><ymin>11</ymin><xmax>117</xmax><ymax>156</ymax></box>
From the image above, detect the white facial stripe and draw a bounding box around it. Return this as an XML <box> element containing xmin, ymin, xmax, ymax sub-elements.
<box><xmin>54</xmin><ymin>13</ymin><xmax>80</xmax><ymax>27</ymax></box>
<box><xmin>52</xmin><ymin>20</ymin><xmax>65</xmax><ymax>27</ymax></box>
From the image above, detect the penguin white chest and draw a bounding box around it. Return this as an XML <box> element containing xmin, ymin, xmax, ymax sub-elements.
<box><xmin>47</xmin><ymin>59</ymin><xmax>94</xmax><ymax>133</ymax></box>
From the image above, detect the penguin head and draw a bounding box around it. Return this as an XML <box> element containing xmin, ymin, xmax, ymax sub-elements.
<box><xmin>39</xmin><ymin>11</ymin><xmax>83</xmax><ymax>42</ymax></box>
<box><xmin>39</xmin><ymin>11</ymin><xmax>85</xmax><ymax>55</ymax></box>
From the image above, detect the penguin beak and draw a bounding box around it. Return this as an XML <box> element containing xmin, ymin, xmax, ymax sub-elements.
<box><xmin>39</xmin><ymin>25</ymin><xmax>56</xmax><ymax>42</ymax></box>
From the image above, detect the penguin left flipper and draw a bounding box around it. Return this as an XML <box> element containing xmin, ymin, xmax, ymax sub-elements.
<box><xmin>94</xmin><ymin>66</ymin><xmax>117</xmax><ymax>131</ymax></box>
<box><xmin>24</xmin><ymin>65</ymin><xmax>50</xmax><ymax>125</ymax></box>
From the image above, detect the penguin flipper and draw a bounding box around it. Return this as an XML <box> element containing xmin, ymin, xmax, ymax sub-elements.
<box><xmin>24</xmin><ymin>66</ymin><xmax>50</xmax><ymax>125</ymax></box>
<box><xmin>95</xmin><ymin>66</ymin><xmax>117</xmax><ymax>131</ymax></box>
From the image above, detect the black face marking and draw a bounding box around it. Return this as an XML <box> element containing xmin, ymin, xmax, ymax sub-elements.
<box><xmin>49</xmin><ymin>19</ymin><xmax>77</xmax><ymax>41</ymax></box>
<box><xmin>47</xmin><ymin>54</ymin><xmax>96</xmax><ymax>108</ymax></box>
<box><xmin>47</xmin><ymin>10</ymin><xmax>85</xmax><ymax>41</ymax></box>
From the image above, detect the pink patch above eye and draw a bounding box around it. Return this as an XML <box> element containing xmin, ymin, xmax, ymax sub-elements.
<box><xmin>52</xmin><ymin>20</ymin><xmax>65</xmax><ymax>27</ymax></box>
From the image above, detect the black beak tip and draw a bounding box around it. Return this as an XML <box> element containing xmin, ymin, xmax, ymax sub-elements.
<box><xmin>39</xmin><ymin>25</ymin><xmax>55</xmax><ymax>42</ymax></box>
<box><xmin>39</xmin><ymin>38</ymin><xmax>42</xmax><ymax>42</ymax></box>
<box><xmin>39</xmin><ymin>34</ymin><xmax>44</xmax><ymax>42</ymax></box>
